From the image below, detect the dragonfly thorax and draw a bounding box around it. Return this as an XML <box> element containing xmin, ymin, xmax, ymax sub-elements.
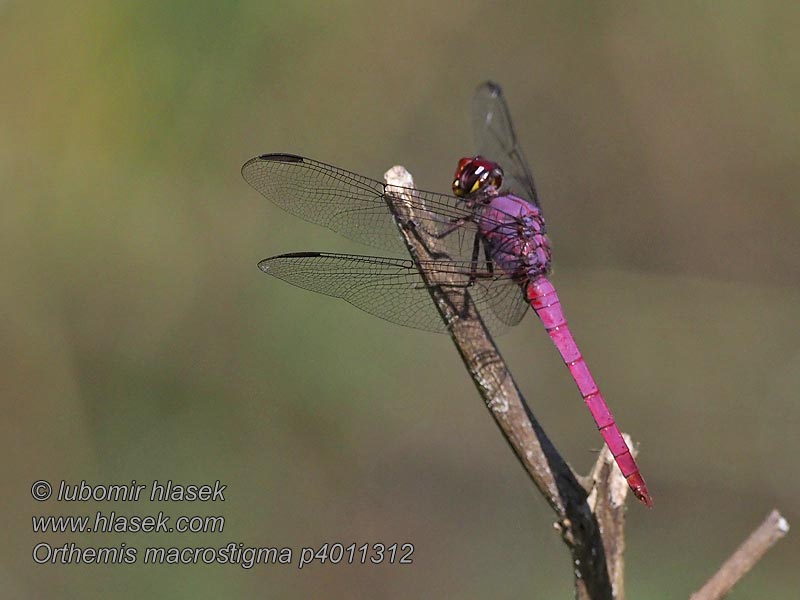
<box><xmin>452</xmin><ymin>156</ymin><xmax>503</xmax><ymax>198</ymax></box>
<box><xmin>479</xmin><ymin>193</ymin><xmax>552</xmax><ymax>280</ymax></box>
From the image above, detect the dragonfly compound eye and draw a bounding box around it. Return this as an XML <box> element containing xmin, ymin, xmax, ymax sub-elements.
<box><xmin>452</xmin><ymin>156</ymin><xmax>504</xmax><ymax>198</ymax></box>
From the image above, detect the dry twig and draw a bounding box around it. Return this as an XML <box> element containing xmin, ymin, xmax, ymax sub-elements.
<box><xmin>384</xmin><ymin>165</ymin><xmax>788</xmax><ymax>600</ymax></box>
<box><xmin>585</xmin><ymin>434</ymin><xmax>640</xmax><ymax>599</ymax></box>
<box><xmin>690</xmin><ymin>510</ymin><xmax>790</xmax><ymax>600</ymax></box>
<box><xmin>384</xmin><ymin>166</ymin><xmax>640</xmax><ymax>600</ymax></box>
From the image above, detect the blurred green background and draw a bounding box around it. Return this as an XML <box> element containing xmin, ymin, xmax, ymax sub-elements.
<box><xmin>4</xmin><ymin>1</ymin><xmax>798</xmax><ymax>597</ymax></box>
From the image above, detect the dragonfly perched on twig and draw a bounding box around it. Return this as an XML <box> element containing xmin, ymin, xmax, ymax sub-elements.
<box><xmin>243</xmin><ymin>82</ymin><xmax>652</xmax><ymax>507</ymax></box>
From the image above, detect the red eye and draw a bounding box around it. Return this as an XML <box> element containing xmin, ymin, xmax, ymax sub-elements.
<box><xmin>452</xmin><ymin>156</ymin><xmax>503</xmax><ymax>197</ymax></box>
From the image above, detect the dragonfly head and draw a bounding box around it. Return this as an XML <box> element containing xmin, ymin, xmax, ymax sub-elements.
<box><xmin>452</xmin><ymin>156</ymin><xmax>503</xmax><ymax>198</ymax></box>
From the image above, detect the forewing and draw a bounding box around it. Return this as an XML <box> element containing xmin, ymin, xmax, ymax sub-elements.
<box><xmin>472</xmin><ymin>82</ymin><xmax>540</xmax><ymax>207</ymax></box>
<box><xmin>242</xmin><ymin>154</ymin><xmax>482</xmax><ymax>256</ymax></box>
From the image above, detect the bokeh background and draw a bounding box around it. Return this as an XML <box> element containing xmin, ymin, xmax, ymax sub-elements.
<box><xmin>4</xmin><ymin>1</ymin><xmax>798</xmax><ymax>597</ymax></box>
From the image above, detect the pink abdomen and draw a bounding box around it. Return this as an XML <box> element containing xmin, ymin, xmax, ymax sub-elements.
<box><xmin>526</xmin><ymin>276</ymin><xmax>652</xmax><ymax>506</ymax></box>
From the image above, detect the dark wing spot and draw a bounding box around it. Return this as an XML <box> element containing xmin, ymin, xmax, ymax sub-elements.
<box><xmin>257</xmin><ymin>153</ymin><xmax>304</xmax><ymax>163</ymax></box>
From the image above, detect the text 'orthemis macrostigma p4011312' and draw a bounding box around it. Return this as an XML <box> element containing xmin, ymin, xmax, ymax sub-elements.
<box><xmin>242</xmin><ymin>82</ymin><xmax>652</xmax><ymax>507</ymax></box>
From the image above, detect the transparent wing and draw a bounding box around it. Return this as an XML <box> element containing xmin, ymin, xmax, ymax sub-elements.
<box><xmin>242</xmin><ymin>153</ymin><xmax>483</xmax><ymax>257</ymax></box>
<box><xmin>472</xmin><ymin>81</ymin><xmax>540</xmax><ymax>207</ymax></box>
<box><xmin>259</xmin><ymin>252</ymin><xmax>529</xmax><ymax>336</ymax></box>
<box><xmin>484</xmin><ymin>273</ymin><xmax>529</xmax><ymax>328</ymax></box>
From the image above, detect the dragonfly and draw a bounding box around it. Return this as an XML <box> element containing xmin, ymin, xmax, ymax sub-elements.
<box><xmin>243</xmin><ymin>82</ymin><xmax>652</xmax><ymax>507</ymax></box>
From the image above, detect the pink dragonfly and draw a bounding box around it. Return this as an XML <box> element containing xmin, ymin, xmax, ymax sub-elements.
<box><xmin>243</xmin><ymin>82</ymin><xmax>652</xmax><ymax>507</ymax></box>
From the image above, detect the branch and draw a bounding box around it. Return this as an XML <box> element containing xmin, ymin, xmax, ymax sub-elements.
<box><xmin>584</xmin><ymin>433</ymin><xmax>642</xmax><ymax>599</ymax></box>
<box><xmin>690</xmin><ymin>510</ymin><xmax>790</xmax><ymax>600</ymax></box>
<box><xmin>384</xmin><ymin>166</ymin><xmax>640</xmax><ymax>599</ymax></box>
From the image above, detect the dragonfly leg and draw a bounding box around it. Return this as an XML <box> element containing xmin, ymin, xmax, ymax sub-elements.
<box><xmin>467</xmin><ymin>234</ymin><xmax>481</xmax><ymax>285</ymax></box>
<box><xmin>406</xmin><ymin>220</ymin><xmax>452</xmax><ymax>260</ymax></box>
<box><xmin>423</xmin><ymin>233</ymin><xmax>482</xmax><ymax>320</ymax></box>
<box><xmin>465</xmin><ymin>235</ymin><xmax>497</xmax><ymax>285</ymax></box>
<box><xmin>432</xmin><ymin>216</ymin><xmax>472</xmax><ymax>239</ymax></box>
<box><xmin>483</xmin><ymin>240</ymin><xmax>495</xmax><ymax>276</ymax></box>
<box><xmin>407</xmin><ymin>216</ymin><xmax>472</xmax><ymax>260</ymax></box>
<box><xmin>407</xmin><ymin>218</ymin><xmax>494</xmax><ymax>321</ymax></box>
